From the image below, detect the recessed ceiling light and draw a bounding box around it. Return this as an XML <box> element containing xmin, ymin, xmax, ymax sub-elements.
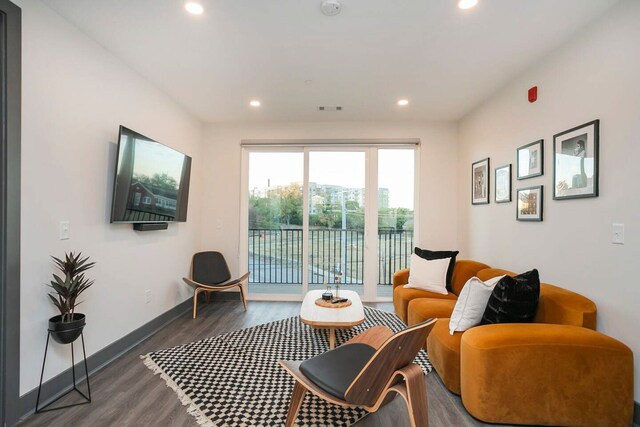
<box><xmin>397</xmin><ymin>99</ymin><xmax>409</xmax><ymax>106</ymax></box>
<box><xmin>458</xmin><ymin>0</ymin><xmax>478</xmax><ymax>10</ymax></box>
<box><xmin>185</xmin><ymin>2</ymin><xmax>204</xmax><ymax>15</ymax></box>
<box><xmin>250</xmin><ymin>100</ymin><xmax>261</xmax><ymax>107</ymax></box>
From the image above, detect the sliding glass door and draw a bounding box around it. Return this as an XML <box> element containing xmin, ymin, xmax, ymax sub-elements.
<box><xmin>242</xmin><ymin>144</ymin><xmax>416</xmax><ymax>301</ymax></box>
<box><xmin>247</xmin><ymin>151</ymin><xmax>304</xmax><ymax>296</ymax></box>
<box><xmin>377</xmin><ymin>149</ymin><xmax>415</xmax><ymax>297</ymax></box>
<box><xmin>308</xmin><ymin>151</ymin><xmax>366</xmax><ymax>295</ymax></box>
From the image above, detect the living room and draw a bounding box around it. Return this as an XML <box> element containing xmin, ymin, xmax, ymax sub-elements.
<box><xmin>0</xmin><ymin>0</ymin><xmax>638</xmax><ymax>426</ymax></box>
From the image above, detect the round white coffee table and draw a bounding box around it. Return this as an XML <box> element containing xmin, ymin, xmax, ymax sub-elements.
<box><xmin>300</xmin><ymin>289</ymin><xmax>365</xmax><ymax>349</ymax></box>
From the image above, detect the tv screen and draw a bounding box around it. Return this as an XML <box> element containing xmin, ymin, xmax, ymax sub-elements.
<box><xmin>110</xmin><ymin>126</ymin><xmax>191</xmax><ymax>223</ymax></box>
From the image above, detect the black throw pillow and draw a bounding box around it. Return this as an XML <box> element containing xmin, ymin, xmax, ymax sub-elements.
<box><xmin>480</xmin><ymin>269</ymin><xmax>540</xmax><ymax>325</ymax></box>
<box><xmin>413</xmin><ymin>247</ymin><xmax>459</xmax><ymax>293</ymax></box>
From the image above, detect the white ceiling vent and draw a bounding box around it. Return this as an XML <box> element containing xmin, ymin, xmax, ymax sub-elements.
<box><xmin>318</xmin><ymin>106</ymin><xmax>343</xmax><ymax>111</ymax></box>
<box><xmin>321</xmin><ymin>0</ymin><xmax>342</xmax><ymax>16</ymax></box>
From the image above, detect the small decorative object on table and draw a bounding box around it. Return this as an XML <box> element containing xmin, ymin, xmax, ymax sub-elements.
<box><xmin>333</xmin><ymin>270</ymin><xmax>343</xmax><ymax>298</ymax></box>
<box><xmin>314</xmin><ymin>298</ymin><xmax>352</xmax><ymax>309</ymax></box>
<box><xmin>322</xmin><ymin>283</ymin><xmax>333</xmax><ymax>301</ymax></box>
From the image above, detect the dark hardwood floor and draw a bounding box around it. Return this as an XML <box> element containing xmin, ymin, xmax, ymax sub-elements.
<box><xmin>18</xmin><ymin>301</ymin><xmax>504</xmax><ymax>427</ymax></box>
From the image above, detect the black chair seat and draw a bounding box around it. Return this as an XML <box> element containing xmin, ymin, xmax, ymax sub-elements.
<box><xmin>208</xmin><ymin>278</ymin><xmax>241</xmax><ymax>288</ymax></box>
<box><xmin>299</xmin><ymin>343</ymin><xmax>376</xmax><ymax>400</ymax></box>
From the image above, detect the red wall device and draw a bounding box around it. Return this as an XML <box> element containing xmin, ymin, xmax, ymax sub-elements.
<box><xmin>528</xmin><ymin>86</ymin><xmax>538</xmax><ymax>103</ymax></box>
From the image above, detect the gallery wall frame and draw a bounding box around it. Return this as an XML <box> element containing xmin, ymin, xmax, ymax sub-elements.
<box><xmin>516</xmin><ymin>185</ymin><xmax>543</xmax><ymax>222</ymax></box>
<box><xmin>494</xmin><ymin>164</ymin><xmax>512</xmax><ymax>203</ymax></box>
<box><xmin>553</xmin><ymin>120</ymin><xmax>599</xmax><ymax>200</ymax></box>
<box><xmin>517</xmin><ymin>139</ymin><xmax>544</xmax><ymax>180</ymax></box>
<box><xmin>471</xmin><ymin>158</ymin><xmax>490</xmax><ymax>205</ymax></box>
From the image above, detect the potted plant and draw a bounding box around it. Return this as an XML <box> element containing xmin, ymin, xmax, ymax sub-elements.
<box><xmin>47</xmin><ymin>252</ymin><xmax>95</xmax><ymax>344</ymax></box>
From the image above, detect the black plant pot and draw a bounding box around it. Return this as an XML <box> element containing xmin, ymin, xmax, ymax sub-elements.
<box><xmin>48</xmin><ymin>313</ymin><xmax>86</xmax><ymax>344</ymax></box>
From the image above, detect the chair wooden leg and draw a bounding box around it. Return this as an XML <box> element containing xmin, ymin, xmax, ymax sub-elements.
<box><xmin>205</xmin><ymin>291</ymin><xmax>211</xmax><ymax>303</ymax></box>
<box><xmin>238</xmin><ymin>284</ymin><xmax>248</xmax><ymax>312</ymax></box>
<box><xmin>193</xmin><ymin>288</ymin><xmax>203</xmax><ymax>319</ymax></box>
<box><xmin>397</xmin><ymin>365</ymin><xmax>428</xmax><ymax>427</ymax></box>
<box><xmin>284</xmin><ymin>381</ymin><xmax>306</xmax><ymax>427</ymax></box>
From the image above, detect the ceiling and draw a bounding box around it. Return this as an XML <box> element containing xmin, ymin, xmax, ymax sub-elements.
<box><xmin>43</xmin><ymin>0</ymin><xmax>619</xmax><ymax>123</ymax></box>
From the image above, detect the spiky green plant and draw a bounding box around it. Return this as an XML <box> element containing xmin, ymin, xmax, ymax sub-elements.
<box><xmin>47</xmin><ymin>252</ymin><xmax>96</xmax><ymax>323</ymax></box>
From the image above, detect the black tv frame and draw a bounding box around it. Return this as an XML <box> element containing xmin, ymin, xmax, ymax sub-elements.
<box><xmin>110</xmin><ymin>126</ymin><xmax>192</xmax><ymax>227</ymax></box>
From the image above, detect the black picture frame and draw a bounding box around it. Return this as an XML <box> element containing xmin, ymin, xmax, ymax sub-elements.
<box><xmin>553</xmin><ymin>120</ymin><xmax>599</xmax><ymax>200</ymax></box>
<box><xmin>471</xmin><ymin>158</ymin><xmax>490</xmax><ymax>205</ymax></box>
<box><xmin>494</xmin><ymin>164</ymin><xmax>512</xmax><ymax>203</ymax></box>
<box><xmin>516</xmin><ymin>185</ymin><xmax>543</xmax><ymax>221</ymax></box>
<box><xmin>517</xmin><ymin>139</ymin><xmax>544</xmax><ymax>179</ymax></box>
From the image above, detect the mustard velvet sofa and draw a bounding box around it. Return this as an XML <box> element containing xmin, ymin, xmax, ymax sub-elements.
<box><xmin>392</xmin><ymin>260</ymin><xmax>634</xmax><ymax>427</ymax></box>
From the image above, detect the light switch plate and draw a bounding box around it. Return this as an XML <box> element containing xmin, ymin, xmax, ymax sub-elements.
<box><xmin>59</xmin><ymin>221</ymin><xmax>70</xmax><ymax>240</ymax></box>
<box><xmin>612</xmin><ymin>223</ymin><xmax>624</xmax><ymax>244</ymax></box>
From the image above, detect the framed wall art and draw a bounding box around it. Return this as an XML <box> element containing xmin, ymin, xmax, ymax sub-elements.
<box><xmin>517</xmin><ymin>185</ymin><xmax>543</xmax><ymax>221</ymax></box>
<box><xmin>495</xmin><ymin>164</ymin><xmax>512</xmax><ymax>203</ymax></box>
<box><xmin>517</xmin><ymin>139</ymin><xmax>544</xmax><ymax>179</ymax></box>
<box><xmin>553</xmin><ymin>120</ymin><xmax>599</xmax><ymax>200</ymax></box>
<box><xmin>472</xmin><ymin>158</ymin><xmax>490</xmax><ymax>205</ymax></box>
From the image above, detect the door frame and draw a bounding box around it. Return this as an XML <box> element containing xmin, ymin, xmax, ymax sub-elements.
<box><xmin>0</xmin><ymin>0</ymin><xmax>21</xmax><ymax>425</ymax></box>
<box><xmin>240</xmin><ymin>140</ymin><xmax>419</xmax><ymax>303</ymax></box>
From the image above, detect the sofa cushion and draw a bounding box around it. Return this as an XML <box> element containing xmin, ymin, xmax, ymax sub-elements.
<box><xmin>426</xmin><ymin>318</ymin><xmax>463</xmax><ymax>394</ymax></box>
<box><xmin>449</xmin><ymin>275</ymin><xmax>505</xmax><ymax>334</ymax></box>
<box><xmin>481</xmin><ymin>269</ymin><xmax>540</xmax><ymax>325</ymax></box>
<box><xmin>394</xmin><ymin>286</ymin><xmax>457</xmax><ymax>324</ymax></box>
<box><xmin>414</xmin><ymin>247</ymin><xmax>459</xmax><ymax>292</ymax></box>
<box><xmin>535</xmin><ymin>283</ymin><xmax>597</xmax><ymax>329</ymax></box>
<box><xmin>407</xmin><ymin>298</ymin><xmax>457</xmax><ymax>327</ymax></box>
<box><xmin>451</xmin><ymin>260</ymin><xmax>491</xmax><ymax>295</ymax></box>
<box><xmin>405</xmin><ymin>255</ymin><xmax>450</xmax><ymax>295</ymax></box>
<box><xmin>460</xmin><ymin>324</ymin><xmax>633</xmax><ymax>426</ymax></box>
<box><xmin>476</xmin><ymin>268</ymin><xmax>515</xmax><ymax>282</ymax></box>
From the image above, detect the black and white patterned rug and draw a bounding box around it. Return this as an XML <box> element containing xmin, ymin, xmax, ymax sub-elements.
<box><xmin>141</xmin><ymin>306</ymin><xmax>431</xmax><ymax>427</ymax></box>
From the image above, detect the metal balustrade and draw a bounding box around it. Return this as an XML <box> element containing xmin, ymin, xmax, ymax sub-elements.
<box><xmin>248</xmin><ymin>228</ymin><xmax>413</xmax><ymax>286</ymax></box>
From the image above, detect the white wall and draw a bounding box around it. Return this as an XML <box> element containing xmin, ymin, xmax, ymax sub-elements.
<box><xmin>457</xmin><ymin>0</ymin><xmax>640</xmax><ymax>401</ymax></box>
<box><xmin>202</xmin><ymin>121</ymin><xmax>458</xmax><ymax>280</ymax></box>
<box><xmin>18</xmin><ymin>1</ymin><xmax>204</xmax><ymax>395</ymax></box>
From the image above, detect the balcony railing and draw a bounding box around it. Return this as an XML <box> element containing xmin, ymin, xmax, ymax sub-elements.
<box><xmin>248</xmin><ymin>228</ymin><xmax>413</xmax><ymax>286</ymax></box>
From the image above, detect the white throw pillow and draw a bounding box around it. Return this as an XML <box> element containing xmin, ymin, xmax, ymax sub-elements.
<box><xmin>403</xmin><ymin>254</ymin><xmax>450</xmax><ymax>295</ymax></box>
<box><xmin>449</xmin><ymin>275</ymin><xmax>506</xmax><ymax>335</ymax></box>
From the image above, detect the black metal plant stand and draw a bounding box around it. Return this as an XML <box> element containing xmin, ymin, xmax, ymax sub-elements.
<box><xmin>35</xmin><ymin>328</ymin><xmax>91</xmax><ymax>413</ymax></box>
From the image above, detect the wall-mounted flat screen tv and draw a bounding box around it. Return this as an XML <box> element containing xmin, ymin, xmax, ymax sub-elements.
<box><xmin>110</xmin><ymin>126</ymin><xmax>192</xmax><ymax>223</ymax></box>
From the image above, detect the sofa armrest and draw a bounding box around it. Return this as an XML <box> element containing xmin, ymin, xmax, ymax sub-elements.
<box><xmin>392</xmin><ymin>268</ymin><xmax>410</xmax><ymax>289</ymax></box>
<box><xmin>460</xmin><ymin>323</ymin><xmax>633</xmax><ymax>426</ymax></box>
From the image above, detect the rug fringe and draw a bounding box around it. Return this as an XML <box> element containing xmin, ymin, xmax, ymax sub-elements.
<box><xmin>140</xmin><ymin>354</ymin><xmax>215</xmax><ymax>427</ymax></box>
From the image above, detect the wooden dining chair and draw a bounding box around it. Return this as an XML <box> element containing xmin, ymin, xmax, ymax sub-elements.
<box><xmin>182</xmin><ymin>251</ymin><xmax>249</xmax><ymax>319</ymax></box>
<box><xmin>278</xmin><ymin>318</ymin><xmax>437</xmax><ymax>427</ymax></box>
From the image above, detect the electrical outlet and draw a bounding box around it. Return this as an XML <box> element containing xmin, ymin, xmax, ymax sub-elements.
<box><xmin>612</xmin><ymin>223</ymin><xmax>625</xmax><ymax>244</ymax></box>
<box><xmin>59</xmin><ymin>221</ymin><xmax>70</xmax><ymax>240</ymax></box>
<box><xmin>145</xmin><ymin>289</ymin><xmax>152</xmax><ymax>304</ymax></box>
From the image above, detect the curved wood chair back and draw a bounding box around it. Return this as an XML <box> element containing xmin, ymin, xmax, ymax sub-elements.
<box><xmin>344</xmin><ymin>319</ymin><xmax>436</xmax><ymax>406</ymax></box>
<box><xmin>192</xmin><ymin>251</ymin><xmax>231</xmax><ymax>285</ymax></box>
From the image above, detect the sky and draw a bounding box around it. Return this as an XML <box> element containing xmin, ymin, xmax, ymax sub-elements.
<box><xmin>248</xmin><ymin>149</ymin><xmax>414</xmax><ymax>209</ymax></box>
<box><xmin>130</xmin><ymin>137</ymin><xmax>186</xmax><ymax>182</ymax></box>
